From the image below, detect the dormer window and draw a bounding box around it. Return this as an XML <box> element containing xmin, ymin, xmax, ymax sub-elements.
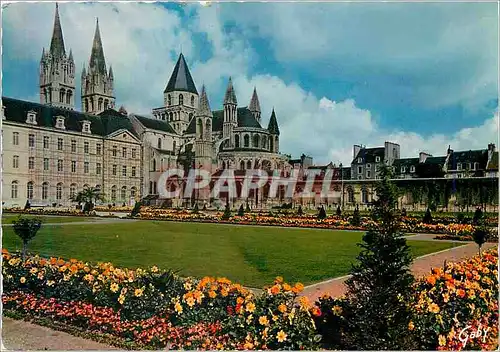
<box><xmin>366</xmin><ymin>163</ymin><xmax>371</xmax><ymax>169</ymax></box>
<box><xmin>457</xmin><ymin>163</ymin><xmax>462</xmax><ymax>171</ymax></box>
<box><xmin>375</xmin><ymin>156</ymin><xmax>381</xmax><ymax>163</ymax></box>
<box><xmin>82</xmin><ymin>120</ymin><xmax>91</xmax><ymax>133</ymax></box>
<box><xmin>473</xmin><ymin>162</ymin><xmax>479</xmax><ymax>170</ymax></box>
<box><xmin>358</xmin><ymin>157</ymin><xmax>362</xmax><ymax>163</ymax></box>
<box><xmin>401</xmin><ymin>166</ymin><xmax>406</xmax><ymax>173</ymax></box>
<box><xmin>55</xmin><ymin>116</ymin><xmax>66</xmax><ymax>130</ymax></box>
<box><xmin>410</xmin><ymin>165</ymin><xmax>415</xmax><ymax>173</ymax></box>
<box><xmin>26</xmin><ymin>110</ymin><xmax>37</xmax><ymax>125</ymax></box>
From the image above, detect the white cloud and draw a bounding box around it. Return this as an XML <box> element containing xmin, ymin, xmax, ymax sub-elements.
<box><xmin>3</xmin><ymin>2</ymin><xmax>497</xmax><ymax>167</ymax></box>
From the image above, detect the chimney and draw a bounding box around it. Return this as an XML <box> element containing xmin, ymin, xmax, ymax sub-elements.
<box><xmin>353</xmin><ymin>144</ymin><xmax>362</xmax><ymax>159</ymax></box>
<box><xmin>419</xmin><ymin>152</ymin><xmax>432</xmax><ymax>163</ymax></box>
<box><xmin>488</xmin><ymin>143</ymin><xmax>496</xmax><ymax>161</ymax></box>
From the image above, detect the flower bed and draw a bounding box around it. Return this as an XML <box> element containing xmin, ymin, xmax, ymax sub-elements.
<box><xmin>2</xmin><ymin>249</ymin><xmax>319</xmax><ymax>350</ymax></box>
<box><xmin>311</xmin><ymin>249</ymin><xmax>499</xmax><ymax>351</ymax></box>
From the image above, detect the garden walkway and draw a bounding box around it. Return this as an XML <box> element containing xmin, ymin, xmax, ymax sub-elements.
<box><xmin>302</xmin><ymin>242</ymin><xmax>497</xmax><ymax>301</ymax></box>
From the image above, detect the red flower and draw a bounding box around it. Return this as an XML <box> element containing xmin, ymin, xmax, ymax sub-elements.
<box><xmin>226</xmin><ymin>306</ymin><xmax>234</xmax><ymax>315</ymax></box>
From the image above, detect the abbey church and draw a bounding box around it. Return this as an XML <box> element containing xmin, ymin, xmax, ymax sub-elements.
<box><xmin>2</xmin><ymin>4</ymin><xmax>288</xmax><ymax>208</ymax></box>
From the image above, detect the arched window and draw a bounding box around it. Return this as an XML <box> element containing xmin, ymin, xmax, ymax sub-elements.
<box><xmin>179</xmin><ymin>94</ymin><xmax>184</xmax><ymax>105</ymax></box>
<box><xmin>172</xmin><ymin>141</ymin><xmax>176</xmax><ymax>153</ymax></box>
<box><xmin>191</xmin><ymin>96</ymin><xmax>195</xmax><ymax>106</ymax></box>
<box><xmin>222</xmin><ymin>161</ymin><xmax>226</xmax><ymax>169</ymax></box>
<box><xmin>253</xmin><ymin>134</ymin><xmax>260</xmax><ymax>148</ymax></box>
<box><xmin>152</xmin><ymin>159</ymin><xmax>157</xmax><ymax>171</ymax></box>
<box><xmin>27</xmin><ymin>182</ymin><xmax>34</xmax><ymax>199</ymax></box>
<box><xmin>104</xmin><ymin>99</ymin><xmax>109</xmax><ymax>110</ymax></box>
<box><xmin>235</xmin><ymin>135</ymin><xmax>240</xmax><ymax>148</ymax></box>
<box><xmin>98</xmin><ymin>98</ymin><xmax>103</xmax><ymax>111</ymax></box>
<box><xmin>83</xmin><ymin>184</ymin><xmax>90</xmax><ymax>190</ymax></box>
<box><xmin>42</xmin><ymin>182</ymin><xmax>49</xmax><ymax>200</ymax></box>
<box><xmin>111</xmin><ymin>186</ymin><xmax>117</xmax><ymax>201</ymax></box>
<box><xmin>170</xmin><ymin>112</ymin><xmax>173</xmax><ymax>122</ymax></box>
<box><xmin>347</xmin><ymin>187</ymin><xmax>355</xmax><ymax>203</ymax></box>
<box><xmin>59</xmin><ymin>88</ymin><xmax>65</xmax><ymax>103</ymax></box>
<box><xmin>66</xmin><ymin>90</ymin><xmax>72</xmax><ymax>104</ymax></box>
<box><xmin>11</xmin><ymin>181</ymin><xmax>18</xmax><ymax>199</ymax></box>
<box><xmin>263</xmin><ymin>137</ymin><xmax>267</xmax><ymax>149</ymax></box>
<box><xmin>84</xmin><ymin>99</ymin><xmax>89</xmax><ymax>112</ymax></box>
<box><xmin>157</xmin><ymin>138</ymin><xmax>162</xmax><ymax>149</ymax></box>
<box><xmin>269</xmin><ymin>136</ymin><xmax>274</xmax><ymax>152</ymax></box>
<box><xmin>70</xmin><ymin>184</ymin><xmax>77</xmax><ymax>199</ymax></box>
<box><xmin>130</xmin><ymin>187</ymin><xmax>137</xmax><ymax>198</ymax></box>
<box><xmin>247</xmin><ymin>160</ymin><xmax>252</xmax><ymax>169</ymax></box>
<box><xmin>274</xmin><ymin>136</ymin><xmax>279</xmax><ymax>151</ymax></box>
<box><xmin>56</xmin><ymin>183</ymin><xmax>63</xmax><ymax>200</ymax></box>
<box><xmin>240</xmin><ymin>161</ymin><xmax>245</xmax><ymax>170</ymax></box>
<box><xmin>167</xmin><ymin>94</ymin><xmax>172</xmax><ymax>106</ymax></box>
<box><xmin>121</xmin><ymin>186</ymin><xmax>127</xmax><ymax>200</ymax></box>
<box><xmin>244</xmin><ymin>134</ymin><xmax>249</xmax><ymax>147</ymax></box>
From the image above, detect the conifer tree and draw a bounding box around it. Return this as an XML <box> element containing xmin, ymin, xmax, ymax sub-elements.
<box><xmin>351</xmin><ymin>205</ymin><xmax>361</xmax><ymax>226</ymax></box>
<box><xmin>238</xmin><ymin>204</ymin><xmax>245</xmax><ymax>216</ymax></box>
<box><xmin>318</xmin><ymin>205</ymin><xmax>327</xmax><ymax>220</ymax></box>
<box><xmin>336</xmin><ymin>205</ymin><xmax>342</xmax><ymax>217</ymax></box>
<box><xmin>297</xmin><ymin>205</ymin><xmax>304</xmax><ymax>216</ymax></box>
<box><xmin>343</xmin><ymin>164</ymin><xmax>416</xmax><ymax>350</ymax></box>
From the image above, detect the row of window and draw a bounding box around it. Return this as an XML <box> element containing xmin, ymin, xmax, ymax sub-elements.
<box><xmin>14</xmin><ymin>156</ymin><xmax>137</xmax><ymax>176</ymax></box>
<box><xmin>357</xmin><ymin>156</ymin><xmax>382</xmax><ymax>163</ymax></box>
<box><xmin>233</xmin><ymin>134</ymin><xmax>277</xmax><ymax>150</ymax></box>
<box><xmin>166</xmin><ymin>94</ymin><xmax>195</xmax><ymax>107</ymax></box>
<box><xmin>15</xmin><ymin>132</ymin><xmax>138</xmax><ymax>157</ymax></box>
<box><xmin>157</xmin><ymin>138</ymin><xmax>176</xmax><ymax>151</ymax></box>
<box><xmin>12</xmin><ymin>181</ymin><xmax>136</xmax><ymax>201</ymax></box>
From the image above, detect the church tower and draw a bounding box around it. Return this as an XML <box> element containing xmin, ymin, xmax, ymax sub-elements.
<box><xmin>222</xmin><ymin>77</ymin><xmax>238</xmax><ymax>148</ymax></box>
<box><xmin>162</xmin><ymin>53</ymin><xmax>199</xmax><ymax>134</ymax></box>
<box><xmin>267</xmin><ymin>108</ymin><xmax>280</xmax><ymax>153</ymax></box>
<box><xmin>248</xmin><ymin>87</ymin><xmax>261</xmax><ymax>124</ymax></box>
<box><xmin>81</xmin><ymin>18</ymin><xmax>115</xmax><ymax>115</ymax></box>
<box><xmin>194</xmin><ymin>85</ymin><xmax>213</xmax><ymax>169</ymax></box>
<box><xmin>39</xmin><ymin>3</ymin><xmax>75</xmax><ymax>110</ymax></box>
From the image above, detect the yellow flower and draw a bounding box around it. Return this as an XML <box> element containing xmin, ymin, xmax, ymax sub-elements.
<box><xmin>278</xmin><ymin>304</ymin><xmax>287</xmax><ymax>313</ymax></box>
<box><xmin>46</xmin><ymin>280</ymin><xmax>55</xmax><ymax>287</ymax></box>
<box><xmin>30</xmin><ymin>267</ymin><xmax>38</xmax><ymax>274</ymax></box>
<box><xmin>174</xmin><ymin>302</ymin><xmax>183</xmax><ymax>314</ymax></box>
<box><xmin>259</xmin><ymin>316</ymin><xmax>269</xmax><ymax>326</ymax></box>
<box><xmin>110</xmin><ymin>282</ymin><xmax>120</xmax><ymax>293</ymax></box>
<box><xmin>272</xmin><ymin>314</ymin><xmax>278</xmax><ymax>322</ymax></box>
<box><xmin>408</xmin><ymin>321</ymin><xmax>414</xmax><ymax>331</ymax></box>
<box><xmin>246</xmin><ymin>314</ymin><xmax>253</xmax><ymax>324</ymax></box>
<box><xmin>221</xmin><ymin>288</ymin><xmax>228</xmax><ymax>297</ymax></box>
<box><xmin>151</xmin><ymin>266</ymin><xmax>159</xmax><ymax>273</ymax></box>
<box><xmin>438</xmin><ymin>335</ymin><xmax>446</xmax><ymax>347</ymax></box>
<box><xmin>186</xmin><ymin>297</ymin><xmax>195</xmax><ymax>307</ymax></box>
<box><xmin>84</xmin><ymin>274</ymin><xmax>94</xmax><ymax>282</ymax></box>
<box><xmin>332</xmin><ymin>305</ymin><xmax>343</xmax><ymax>316</ymax></box>
<box><xmin>8</xmin><ymin>258</ymin><xmax>18</xmax><ymax>266</ymax></box>
<box><xmin>20</xmin><ymin>277</ymin><xmax>26</xmax><ymax>283</ymax></box>
<box><xmin>283</xmin><ymin>283</ymin><xmax>291</xmax><ymax>291</ymax></box>
<box><xmin>245</xmin><ymin>302</ymin><xmax>256</xmax><ymax>313</ymax></box>
<box><xmin>118</xmin><ymin>295</ymin><xmax>125</xmax><ymax>304</ymax></box>
<box><xmin>134</xmin><ymin>288</ymin><xmax>144</xmax><ymax>297</ymax></box>
<box><xmin>276</xmin><ymin>330</ymin><xmax>287</xmax><ymax>343</ymax></box>
<box><xmin>236</xmin><ymin>296</ymin><xmax>245</xmax><ymax>304</ymax></box>
<box><xmin>275</xmin><ymin>276</ymin><xmax>284</xmax><ymax>284</ymax></box>
<box><xmin>184</xmin><ymin>281</ymin><xmax>192</xmax><ymax>291</ymax></box>
<box><xmin>63</xmin><ymin>274</ymin><xmax>71</xmax><ymax>281</ymax></box>
<box><xmin>442</xmin><ymin>293</ymin><xmax>450</xmax><ymax>303</ymax></box>
<box><xmin>428</xmin><ymin>303</ymin><xmax>440</xmax><ymax>314</ymax></box>
<box><xmin>299</xmin><ymin>296</ymin><xmax>310</xmax><ymax>309</ymax></box>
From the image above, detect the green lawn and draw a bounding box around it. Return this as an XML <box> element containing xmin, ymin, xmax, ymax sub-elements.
<box><xmin>2</xmin><ymin>221</ymin><xmax>460</xmax><ymax>287</ymax></box>
<box><xmin>1</xmin><ymin>214</ymin><xmax>99</xmax><ymax>225</ymax></box>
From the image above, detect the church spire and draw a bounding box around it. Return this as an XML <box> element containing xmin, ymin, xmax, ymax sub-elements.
<box><xmin>89</xmin><ymin>18</ymin><xmax>107</xmax><ymax>75</ymax></box>
<box><xmin>248</xmin><ymin>87</ymin><xmax>261</xmax><ymax>112</ymax></box>
<box><xmin>267</xmin><ymin>108</ymin><xmax>280</xmax><ymax>135</ymax></box>
<box><xmin>49</xmin><ymin>3</ymin><xmax>66</xmax><ymax>58</ymax></box>
<box><xmin>196</xmin><ymin>85</ymin><xmax>213</xmax><ymax>117</ymax></box>
<box><xmin>223</xmin><ymin>77</ymin><xmax>237</xmax><ymax>105</ymax></box>
<box><xmin>164</xmin><ymin>53</ymin><xmax>198</xmax><ymax>94</ymax></box>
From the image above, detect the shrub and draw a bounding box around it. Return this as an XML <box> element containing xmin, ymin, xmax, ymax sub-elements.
<box><xmin>245</xmin><ymin>203</ymin><xmax>251</xmax><ymax>212</ymax></box>
<box><xmin>192</xmin><ymin>203</ymin><xmax>199</xmax><ymax>214</ymax></box>
<box><xmin>12</xmin><ymin>217</ymin><xmax>42</xmax><ymax>260</ymax></box>
<box><xmin>423</xmin><ymin>208</ymin><xmax>433</xmax><ymax>224</ymax></box>
<box><xmin>130</xmin><ymin>201</ymin><xmax>142</xmax><ymax>217</ymax></box>
<box><xmin>317</xmin><ymin>206</ymin><xmax>327</xmax><ymax>220</ymax></box>
<box><xmin>222</xmin><ymin>204</ymin><xmax>232</xmax><ymax>220</ymax></box>
<box><xmin>472</xmin><ymin>226</ymin><xmax>488</xmax><ymax>257</ymax></box>
<box><xmin>237</xmin><ymin>204</ymin><xmax>245</xmax><ymax>216</ymax></box>
<box><xmin>342</xmin><ymin>164</ymin><xmax>416</xmax><ymax>350</ymax></box>
<box><xmin>473</xmin><ymin>207</ymin><xmax>483</xmax><ymax>225</ymax></box>
<box><xmin>336</xmin><ymin>205</ymin><xmax>342</xmax><ymax>217</ymax></box>
<box><xmin>297</xmin><ymin>205</ymin><xmax>303</xmax><ymax>216</ymax></box>
<box><xmin>350</xmin><ymin>206</ymin><xmax>361</xmax><ymax>226</ymax></box>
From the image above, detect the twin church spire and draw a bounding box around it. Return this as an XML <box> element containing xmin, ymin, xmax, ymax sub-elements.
<box><xmin>39</xmin><ymin>4</ymin><xmax>115</xmax><ymax>114</ymax></box>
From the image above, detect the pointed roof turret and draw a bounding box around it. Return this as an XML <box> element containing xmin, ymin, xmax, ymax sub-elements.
<box><xmin>223</xmin><ymin>77</ymin><xmax>237</xmax><ymax>105</ymax></box>
<box><xmin>68</xmin><ymin>49</ymin><xmax>73</xmax><ymax>61</ymax></box>
<box><xmin>41</xmin><ymin>47</ymin><xmax>46</xmax><ymax>61</ymax></box>
<box><xmin>81</xmin><ymin>63</ymin><xmax>86</xmax><ymax>77</ymax></box>
<box><xmin>89</xmin><ymin>18</ymin><xmax>107</xmax><ymax>75</ymax></box>
<box><xmin>108</xmin><ymin>65</ymin><xmax>114</xmax><ymax>79</ymax></box>
<box><xmin>248</xmin><ymin>87</ymin><xmax>261</xmax><ymax>112</ymax></box>
<box><xmin>164</xmin><ymin>53</ymin><xmax>198</xmax><ymax>95</ymax></box>
<box><xmin>49</xmin><ymin>3</ymin><xmax>66</xmax><ymax>58</ymax></box>
<box><xmin>196</xmin><ymin>85</ymin><xmax>213</xmax><ymax>117</ymax></box>
<box><xmin>267</xmin><ymin>108</ymin><xmax>280</xmax><ymax>135</ymax></box>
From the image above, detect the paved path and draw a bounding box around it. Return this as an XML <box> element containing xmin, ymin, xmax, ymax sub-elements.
<box><xmin>2</xmin><ymin>218</ymin><xmax>138</xmax><ymax>227</ymax></box>
<box><xmin>302</xmin><ymin>242</ymin><xmax>497</xmax><ymax>301</ymax></box>
<box><xmin>1</xmin><ymin>317</ymin><xmax>117</xmax><ymax>350</ymax></box>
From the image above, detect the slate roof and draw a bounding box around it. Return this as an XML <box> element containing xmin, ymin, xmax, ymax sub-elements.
<box><xmin>267</xmin><ymin>109</ymin><xmax>280</xmax><ymax>135</ymax></box>
<box><xmin>393</xmin><ymin>158</ymin><xmax>419</xmax><ymax>174</ymax></box>
<box><xmin>425</xmin><ymin>156</ymin><xmax>447</xmax><ymax>165</ymax></box>
<box><xmin>448</xmin><ymin>149</ymin><xmax>488</xmax><ymax>169</ymax></box>
<box><xmin>49</xmin><ymin>4</ymin><xmax>65</xmax><ymax>58</ymax></box>
<box><xmin>134</xmin><ymin>114</ymin><xmax>176</xmax><ymax>134</ymax></box>
<box><xmin>2</xmin><ymin>97</ymin><xmax>136</xmax><ymax>137</ymax></box>
<box><xmin>164</xmin><ymin>53</ymin><xmax>198</xmax><ymax>95</ymax></box>
<box><xmin>185</xmin><ymin>107</ymin><xmax>261</xmax><ymax>134</ymax></box>
<box><xmin>89</xmin><ymin>19</ymin><xmax>107</xmax><ymax>76</ymax></box>
<box><xmin>223</xmin><ymin>77</ymin><xmax>237</xmax><ymax>105</ymax></box>
<box><xmin>248</xmin><ymin>87</ymin><xmax>261</xmax><ymax>112</ymax></box>
<box><xmin>352</xmin><ymin>147</ymin><xmax>385</xmax><ymax>164</ymax></box>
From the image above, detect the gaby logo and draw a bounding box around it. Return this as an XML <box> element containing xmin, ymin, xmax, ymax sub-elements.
<box><xmin>458</xmin><ymin>324</ymin><xmax>491</xmax><ymax>348</ymax></box>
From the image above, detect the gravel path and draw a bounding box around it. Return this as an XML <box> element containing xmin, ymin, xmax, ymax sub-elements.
<box><xmin>302</xmin><ymin>242</ymin><xmax>497</xmax><ymax>301</ymax></box>
<box><xmin>1</xmin><ymin>317</ymin><xmax>117</xmax><ymax>350</ymax></box>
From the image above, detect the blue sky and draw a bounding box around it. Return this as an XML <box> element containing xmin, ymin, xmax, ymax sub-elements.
<box><xmin>2</xmin><ymin>1</ymin><xmax>498</xmax><ymax>164</ymax></box>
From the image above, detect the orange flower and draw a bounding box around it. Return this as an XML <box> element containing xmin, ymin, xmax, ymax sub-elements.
<box><xmin>237</xmin><ymin>296</ymin><xmax>245</xmax><ymax>304</ymax></box>
<box><xmin>270</xmin><ymin>285</ymin><xmax>280</xmax><ymax>295</ymax></box>
<box><xmin>311</xmin><ymin>306</ymin><xmax>321</xmax><ymax>317</ymax></box>
<box><xmin>259</xmin><ymin>316</ymin><xmax>269</xmax><ymax>325</ymax></box>
<box><xmin>278</xmin><ymin>304</ymin><xmax>287</xmax><ymax>313</ymax></box>
<box><xmin>283</xmin><ymin>283</ymin><xmax>291</xmax><ymax>291</ymax></box>
<box><xmin>208</xmin><ymin>290</ymin><xmax>217</xmax><ymax>299</ymax></box>
<box><xmin>275</xmin><ymin>276</ymin><xmax>284</xmax><ymax>284</ymax></box>
<box><xmin>457</xmin><ymin>289</ymin><xmax>466</xmax><ymax>298</ymax></box>
<box><xmin>294</xmin><ymin>282</ymin><xmax>304</xmax><ymax>292</ymax></box>
<box><xmin>426</xmin><ymin>275</ymin><xmax>436</xmax><ymax>285</ymax></box>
